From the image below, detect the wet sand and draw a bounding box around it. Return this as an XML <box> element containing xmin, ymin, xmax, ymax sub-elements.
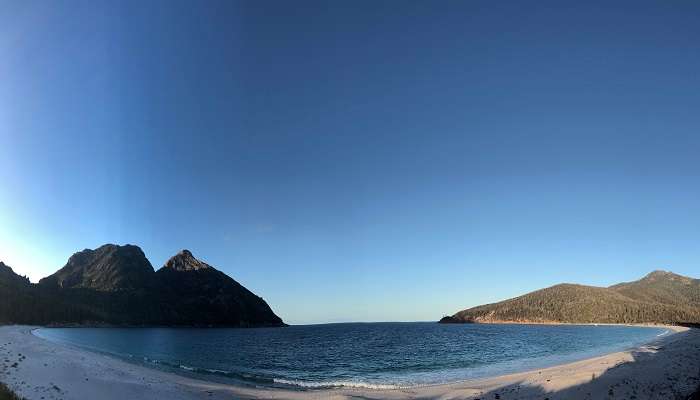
<box><xmin>0</xmin><ymin>325</ymin><xmax>698</xmax><ymax>400</ymax></box>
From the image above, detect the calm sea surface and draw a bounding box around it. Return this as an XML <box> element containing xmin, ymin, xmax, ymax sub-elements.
<box><xmin>34</xmin><ymin>323</ymin><xmax>667</xmax><ymax>389</ymax></box>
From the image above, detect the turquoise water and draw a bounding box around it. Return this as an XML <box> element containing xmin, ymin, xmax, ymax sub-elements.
<box><xmin>34</xmin><ymin>323</ymin><xmax>667</xmax><ymax>389</ymax></box>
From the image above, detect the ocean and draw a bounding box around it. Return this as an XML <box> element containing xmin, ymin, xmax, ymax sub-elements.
<box><xmin>34</xmin><ymin>322</ymin><xmax>667</xmax><ymax>390</ymax></box>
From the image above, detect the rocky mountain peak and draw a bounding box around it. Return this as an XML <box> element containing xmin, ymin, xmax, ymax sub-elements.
<box><xmin>39</xmin><ymin>243</ymin><xmax>155</xmax><ymax>291</ymax></box>
<box><xmin>645</xmin><ymin>269</ymin><xmax>672</xmax><ymax>278</ymax></box>
<box><xmin>163</xmin><ymin>249</ymin><xmax>213</xmax><ymax>272</ymax></box>
<box><xmin>641</xmin><ymin>270</ymin><xmax>691</xmax><ymax>283</ymax></box>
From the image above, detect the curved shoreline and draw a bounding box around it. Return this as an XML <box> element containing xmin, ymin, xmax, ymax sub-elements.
<box><xmin>30</xmin><ymin>324</ymin><xmax>672</xmax><ymax>391</ymax></box>
<box><xmin>1</xmin><ymin>325</ymin><xmax>698</xmax><ymax>399</ymax></box>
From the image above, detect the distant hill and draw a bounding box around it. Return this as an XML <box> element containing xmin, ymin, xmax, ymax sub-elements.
<box><xmin>0</xmin><ymin>245</ymin><xmax>285</xmax><ymax>327</ymax></box>
<box><xmin>441</xmin><ymin>270</ymin><xmax>700</xmax><ymax>325</ymax></box>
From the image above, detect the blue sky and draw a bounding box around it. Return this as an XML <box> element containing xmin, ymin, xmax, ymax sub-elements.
<box><xmin>1</xmin><ymin>1</ymin><xmax>699</xmax><ymax>324</ymax></box>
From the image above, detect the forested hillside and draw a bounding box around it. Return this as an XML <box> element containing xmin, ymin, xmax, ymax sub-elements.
<box><xmin>441</xmin><ymin>271</ymin><xmax>700</xmax><ymax>325</ymax></box>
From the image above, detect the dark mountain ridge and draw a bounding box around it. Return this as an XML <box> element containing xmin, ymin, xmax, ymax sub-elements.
<box><xmin>0</xmin><ymin>262</ymin><xmax>30</xmax><ymax>287</ymax></box>
<box><xmin>441</xmin><ymin>270</ymin><xmax>700</xmax><ymax>325</ymax></box>
<box><xmin>154</xmin><ymin>250</ymin><xmax>284</xmax><ymax>326</ymax></box>
<box><xmin>0</xmin><ymin>245</ymin><xmax>284</xmax><ymax>327</ymax></box>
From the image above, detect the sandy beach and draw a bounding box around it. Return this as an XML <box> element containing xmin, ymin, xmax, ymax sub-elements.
<box><xmin>0</xmin><ymin>325</ymin><xmax>698</xmax><ymax>400</ymax></box>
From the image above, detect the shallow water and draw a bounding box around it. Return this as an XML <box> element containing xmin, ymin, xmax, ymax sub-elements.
<box><xmin>34</xmin><ymin>323</ymin><xmax>666</xmax><ymax>389</ymax></box>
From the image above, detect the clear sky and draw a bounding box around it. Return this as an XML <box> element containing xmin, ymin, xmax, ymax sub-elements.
<box><xmin>1</xmin><ymin>1</ymin><xmax>699</xmax><ymax>324</ymax></box>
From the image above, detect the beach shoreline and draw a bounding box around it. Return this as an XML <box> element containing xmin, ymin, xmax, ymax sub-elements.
<box><xmin>0</xmin><ymin>324</ymin><xmax>698</xmax><ymax>399</ymax></box>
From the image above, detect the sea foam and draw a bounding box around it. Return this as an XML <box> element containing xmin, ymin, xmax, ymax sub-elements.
<box><xmin>273</xmin><ymin>378</ymin><xmax>401</xmax><ymax>390</ymax></box>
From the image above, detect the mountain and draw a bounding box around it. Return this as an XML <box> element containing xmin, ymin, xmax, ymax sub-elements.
<box><xmin>155</xmin><ymin>250</ymin><xmax>284</xmax><ymax>326</ymax></box>
<box><xmin>0</xmin><ymin>262</ymin><xmax>30</xmax><ymax>288</ymax></box>
<box><xmin>0</xmin><ymin>244</ymin><xmax>285</xmax><ymax>327</ymax></box>
<box><xmin>39</xmin><ymin>244</ymin><xmax>155</xmax><ymax>291</ymax></box>
<box><xmin>0</xmin><ymin>261</ymin><xmax>82</xmax><ymax>325</ymax></box>
<box><xmin>441</xmin><ymin>270</ymin><xmax>700</xmax><ymax>325</ymax></box>
<box><xmin>610</xmin><ymin>270</ymin><xmax>700</xmax><ymax>306</ymax></box>
<box><xmin>0</xmin><ymin>262</ymin><xmax>33</xmax><ymax>324</ymax></box>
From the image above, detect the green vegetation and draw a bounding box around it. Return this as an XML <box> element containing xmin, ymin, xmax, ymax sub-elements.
<box><xmin>444</xmin><ymin>270</ymin><xmax>700</xmax><ymax>325</ymax></box>
<box><xmin>0</xmin><ymin>382</ymin><xmax>22</xmax><ymax>400</ymax></box>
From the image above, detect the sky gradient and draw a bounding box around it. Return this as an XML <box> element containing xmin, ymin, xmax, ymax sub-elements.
<box><xmin>1</xmin><ymin>1</ymin><xmax>700</xmax><ymax>324</ymax></box>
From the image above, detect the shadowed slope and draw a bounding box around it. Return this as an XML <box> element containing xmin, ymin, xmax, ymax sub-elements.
<box><xmin>0</xmin><ymin>245</ymin><xmax>285</xmax><ymax>327</ymax></box>
<box><xmin>156</xmin><ymin>250</ymin><xmax>285</xmax><ymax>327</ymax></box>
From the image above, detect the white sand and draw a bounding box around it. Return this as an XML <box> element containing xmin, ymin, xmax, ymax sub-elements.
<box><xmin>0</xmin><ymin>325</ymin><xmax>698</xmax><ymax>400</ymax></box>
